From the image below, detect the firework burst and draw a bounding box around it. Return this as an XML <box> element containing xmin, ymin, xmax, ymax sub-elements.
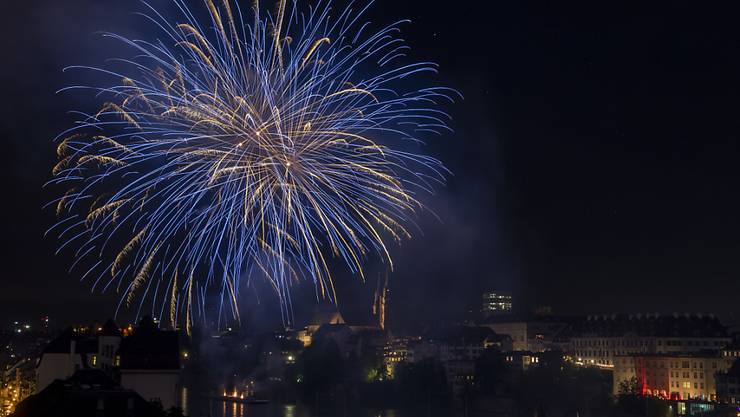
<box><xmin>47</xmin><ymin>0</ymin><xmax>456</xmax><ymax>329</ymax></box>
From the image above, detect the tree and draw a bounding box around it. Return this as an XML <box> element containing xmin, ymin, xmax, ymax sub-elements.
<box><xmin>475</xmin><ymin>349</ymin><xmax>506</xmax><ymax>393</ymax></box>
<box><xmin>395</xmin><ymin>358</ymin><xmax>449</xmax><ymax>409</ymax></box>
<box><xmin>294</xmin><ymin>339</ymin><xmax>344</xmax><ymax>400</ymax></box>
<box><xmin>618</xmin><ymin>376</ymin><xmax>640</xmax><ymax>395</ymax></box>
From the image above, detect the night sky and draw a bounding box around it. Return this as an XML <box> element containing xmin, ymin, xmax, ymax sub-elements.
<box><xmin>3</xmin><ymin>0</ymin><xmax>740</xmax><ymax>328</ymax></box>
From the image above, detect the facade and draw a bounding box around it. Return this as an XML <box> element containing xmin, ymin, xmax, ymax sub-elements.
<box><xmin>482</xmin><ymin>291</ymin><xmax>512</xmax><ymax>315</ymax></box>
<box><xmin>612</xmin><ymin>352</ymin><xmax>733</xmax><ymax>401</ymax></box>
<box><xmin>574</xmin><ymin>336</ymin><xmax>730</xmax><ymax>368</ymax></box>
<box><xmin>716</xmin><ymin>359</ymin><xmax>740</xmax><ymax>404</ymax></box>
<box><xmin>572</xmin><ymin>314</ymin><xmax>730</xmax><ymax>368</ymax></box>
<box><xmin>35</xmin><ymin>330</ymin><xmax>99</xmax><ymax>393</ymax></box>
<box><xmin>299</xmin><ymin>307</ymin><xmax>346</xmax><ymax>346</ymax></box>
<box><xmin>118</xmin><ymin>318</ymin><xmax>181</xmax><ymax>409</ymax></box>
<box><xmin>504</xmin><ymin>351</ymin><xmax>541</xmax><ymax>370</ymax></box>
<box><xmin>35</xmin><ymin>321</ymin><xmax>122</xmax><ymax>394</ymax></box>
<box><xmin>383</xmin><ymin>336</ymin><xmax>419</xmax><ymax>378</ymax></box>
<box><xmin>484</xmin><ymin>322</ymin><xmax>528</xmax><ymax>351</ymax></box>
<box><xmin>310</xmin><ymin>324</ymin><xmax>360</xmax><ymax>358</ymax></box>
<box><xmin>1</xmin><ymin>363</ymin><xmax>35</xmax><ymax>417</ymax></box>
<box><xmin>12</xmin><ymin>370</ymin><xmax>163</xmax><ymax>417</ymax></box>
<box><xmin>96</xmin><ymin>320</ymin><xmax>122</xmax><ymax>372</ymax></box>
<box><xmin>119</xmin><ymin>370</ymin><xmax>180</xmax><ymax>408</ymax></box>
<box><xmin>412</xmin><ymin>326</ymin><xmax>509</xmax><ymax>393</ymax></box>
<box><xmin>297</xmin><ymin>305</ymin><xmax>383</xmax><ymax>349</ymax></box>
<box><xmin>31</xmin><ymin>319</ymin><xmax>183</xmax><ymax>411</ymax></box>
<box><xmin>484</xmin><ymin>317</ymin><xmax>572</xmax><ymax>352</ymax></box>
<box><xmin>722</xmin><ymin>344</ymin><xmax>740</xmax><ymax>360</ymax></box>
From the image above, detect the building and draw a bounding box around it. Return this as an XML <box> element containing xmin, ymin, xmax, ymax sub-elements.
<box><xmin>412</xmin><ymin>325</ymin><xmax>510</xmax><ymax>393</ymax></box>
<box><xmin>612</xmin><ymin>352</ymin><xmax>733</xmax><ymax>401</ymax></box>
<box><xmin>251</xmin><ymin>331</ymin><xmax>303</xmax><ymax>385</ymax></box>
<box><xmin>117</xmin><ymin>317</ymin><xmax>181</xmax><ymax>410</ymax></box>
<box><xmin>722</xmin><ymin>343</ymin><xmax>740</xmax><ymax>360</ymax></box>
<box><xmin>298</xmin><ymin>306</ymin><xmax>347</xmax><ymax>346</ymax></box>
<box><xmin>297</xmin><ymin>305</ymin><xmax>383</xmax><ymax>348</ymax></box>
<box><xmin>483</xmin><ymin>316</ymin><xmax>574</xmax><ymax>352</ymax></box>
<box><xmin>482</xmin><ymin>291</ymin><xmax>512</xmax><ymax>315</ymax></box>
<box><xmin>1</xmin><ymin>362</ymin><xmax>35</xmax><ymax>417</ymax></box>
<box><xmin>383</xmin><ymin>336</ymin><xmax>419</xmax><ymax>378</ymax></box>
<box><xmin>35</xmin><ymin>329</ymin><xmax>98</xmax><ymax>393</ymax></box>
<box><xmin>96</xmin><ymin>321</ymin><xmax>122</xmax><ymax>373</ymax></box>
<box><xmin>572</xmin><ymin>314</ymin><xmax>730</xmax><ymax>368</ymax></box>
<box><xmin>716</xmin><ymin>359</ymin><xmax>740</xmax><ymax>404</ymax></box>
<box><xmin>503</xmin><ymin>351</ymin><xmax>541</xmax><ymax>371</ymax></box>
<box><xmin>35</xmin><ymin>321</ymin><xmax>122</xmax><ymax>394</ymax></box>
<box><xmin>501</xmin><ymin>349</ymin><xmax>566</xmax><ymax>372</ymax></box>
<box><xmin>483</xmin><ymin>322</ymin><xmax>527</xmax><ymax>351</ymax></box>
<box><xmin>10</xmin><ymin>370</ymin><xmax>164</xmax><ymax>417</ymax></box>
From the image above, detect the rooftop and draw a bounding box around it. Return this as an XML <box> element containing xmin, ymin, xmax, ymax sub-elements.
<box><xmin>614</xmin><ymin>350</ymin><xmax>724</xmax><ymax>359</ymax></box>
<box><xmin>117</xmin><ymin>317</ymin><xmax>180</xmax><ymax>371</ymax></box>
<box><xmin>41</xmin><ymin>328</ymin><xmax>97</xmax><ymax>355</ymax></box>
<box><xmin>573</xmin><ymin>313</ymin><xmax>728</xmax><ymax>338</ymax></box>
<box><xmin>10</xmin><ymin>370</ymin><xmax>163</xmax><ymax>417</ymax></box>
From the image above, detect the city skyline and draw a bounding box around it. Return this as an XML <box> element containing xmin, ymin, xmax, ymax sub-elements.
<box><xmin>2</xmin><ymin>1</ymin><xmax>740</xmax><ymax>327</ymax></box>
<box><xmin>3</xmin><ymin>301</ymin><xmax>740</xmax><ymax>417</ymax></box>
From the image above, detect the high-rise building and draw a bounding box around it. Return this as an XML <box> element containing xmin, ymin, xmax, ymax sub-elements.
<box><xmin>482</xmin><ymin>291</ymin><xmax>512</xmax><ymax>315</ymax></box>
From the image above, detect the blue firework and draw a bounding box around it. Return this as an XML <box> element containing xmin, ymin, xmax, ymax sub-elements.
<box><xmin>47</xmin><ymin>0</ymin><xmax>455</xmax><ymax>330</ymax></box>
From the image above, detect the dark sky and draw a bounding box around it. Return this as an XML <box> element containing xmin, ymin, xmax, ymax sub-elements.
<box><xmin>2</xmin><ymin>0</ymin><xmax>740</xmax><ymax>328</ymax></box>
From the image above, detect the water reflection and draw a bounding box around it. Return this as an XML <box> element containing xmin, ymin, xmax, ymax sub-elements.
<box><xmin>185</xmin><ymin>398</ymin><xmax>405</xmax><ymax>417</ymax></box>
<box><xmin>181</xmin><ymin>387</ymin><xmax>188</xmax><ymax>414</ymax></box>
<box><xmin>182</xmin><ymin>387</ymin><xmax>433</xmax><ymax>417</ymax></box>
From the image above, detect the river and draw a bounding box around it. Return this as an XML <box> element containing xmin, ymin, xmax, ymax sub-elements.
<box><xmin>181</xmin><ymin>387</ymin><xmax>454</xmax><ymax>417</ymax></box>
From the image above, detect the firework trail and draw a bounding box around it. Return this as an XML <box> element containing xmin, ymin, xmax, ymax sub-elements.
<box><xmin>47</xmin><ymin>0</ymin><xmax>456</xmax><ymax>329</ymax></box>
